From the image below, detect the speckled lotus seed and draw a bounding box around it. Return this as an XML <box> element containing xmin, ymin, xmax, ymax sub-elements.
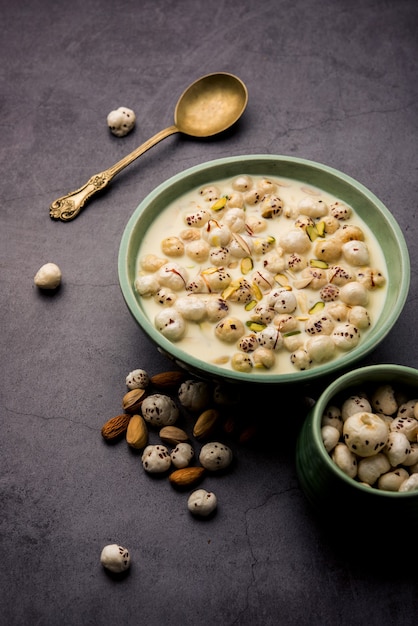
<box><xmin>107</xmin><ymin>107</ymin><xmax>135</xmax><ymax>137</ymax></box>
<box><xmin>100</xmin><ymin>544</ymin><xmax>131</xmax><ymax>573</ymax></box>
<box><xmin>188</xmin><ymin>489</ymin><xmax>218</xmax><ymax>517</ymax></box>
<box><xmin>171</xmin><ymin>443</ymin><xmax>194</xmax><ymax>469</ymax></box>
<box><xmin>341</xmin><ymin>395</ymin><xmax>372</xmax><ymax>422</ymax></box>
<box><xmin>199</xmin><ymin>442</ymin><xmax>233</xmax><ymax>471</ymax></box>
<box><xmin>141</xmin><ymin>394</ymin><xmax>179</xmax><ymax>426</ymax></box>
<box><xmin>371</xmin><ymin>384</ymin><xmax>398</xmax><ymax>416</ymax></box>
<box><xmin>141</xmin><ymin>445</ymin><xmax>171</xmax><ymax>473</ymax></box>
<box><xmin>178</xmin><ymin>380</ymin><xmax>211</xmax><ymax>412</ymax></box>
<box><xmin>343</xmin><ymin>412</ymin><xmax>389</xmax><ymax>457</ymax></box>
<box><xmin>125</xmin><ymin>369</ymin><xmax>150</xmax><ymax>390</ymax></box>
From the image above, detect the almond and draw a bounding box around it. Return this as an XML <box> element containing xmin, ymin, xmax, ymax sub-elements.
<box><xmin>238</xmin><ymin>424</ymin><xmax>258</xmax><ymax>444</ymax></box>
<box><xmin>159</xmin><ymin>425</ymin><xmax>189</xmax><ymax>446</ymax></box>
<box><xmin>193</xmin><ymin>408</ymin><xmax>220</xmax><ymax>440</ymax></box>
<box><xmin>122</xmin><ymin>388</ymin><xmax>146</xmax><ymax>413</ymax></box>
<box><xmin>126</xmin><ymin>414</ymin><xmax>148</xmax><ymax>449</ymax></box>
<box><xmin>168</xmin><ymin>466</ymin><xmax>205</xmax><ymax>488</ymax></box>
<box><xmin>150</xmin><ymin>371</ymin><xmax>187</xmax><ymax>389</ymax></box>
<box><xmin>101</xmin><ymin>414</ymin><xmax>131</xmax><ymax>441</ymax></box>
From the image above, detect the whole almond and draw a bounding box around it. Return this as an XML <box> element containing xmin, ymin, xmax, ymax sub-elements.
<box><xmin>122</xmin><ymin>388</ymin><xmax>146</xmax><ymax>413</ymax></box>
<box><xmin>126</xmin><ymin>414</ymin><xmax>148</xmax><ymax>449</ymax></box>
<box><xmin>193</xmin><ymin>408</ymin><xmax>220</xmax><ymax>440</ymax></box>
<box><xmin>101</xmin><ymin>414</ymin><xmax>131</xmax><ymax>441</ymax></box>
<box><xmin>238</xmin><ymin>424</ymin><xmax>258</xmax><ymax>444</ymax></box>
<box><xmin>159</xmin><ymin>425</ymin><xmax>189</xmax><ymax>446</ymax></box>
<box><xmin>150</xmin><ymin>371</ymin><xmax>186</xmax><ymax>389</ymax></box>
<box><xmin>169</xmin><ymin>466</ymin><xmax>205</xmax><ymax>488</ymax></box>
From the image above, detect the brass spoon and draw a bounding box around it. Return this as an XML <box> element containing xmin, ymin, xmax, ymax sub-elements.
<box><xmin>49</xmin><ymin>72</ymin><xmax>248</xmax><ymax>221</ymax></box>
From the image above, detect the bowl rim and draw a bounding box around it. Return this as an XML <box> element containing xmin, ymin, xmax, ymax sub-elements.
<box><xmin>118</xmin><ymin>154</ymin><xmax>411</xmax><ymax>384</ymax></box>
<box><xmin>308</xmin><ymin>363</ymin><xmax>418</xmax><ymax>498</ymax></box>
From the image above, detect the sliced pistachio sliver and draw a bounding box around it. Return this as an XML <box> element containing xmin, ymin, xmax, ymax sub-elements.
<box><xmin>283</xmin><ymin>330</ymin><xmax>302</xmax><ymax>337</ymax></box>
<box><xmin>308</xmin><ymin>301</ymin><xmax>325</xmax><ymax>315</ymax></box>
<box><xmin>244</xmin><ymin>300</ymin><xmax>257</xmax><ymax>311</ymax></box>
<box><xmin>241</xmin><ymin>256</ymin><xmax>253</xmax><ymax>275</ymax></box>
<box><xmin>274</xmin><ymin>273</ymin><xmax>289</xmax><ymax>287</ymax></box>
<box><xmin>316</xmin><ymin>221</ymin><xmax>326</xmax><ymax>237</ymax></box>
<box><xmin>251</xmin><ymin>282</ymin><xmax>263</xmax><ymax>301</ymax></box>
<box><xmin>246</xmin><ymin>321</ymin><xmax>267</xmax><ymax>332</ymax></box>
<box><xmin>296</xmin><ymin>315</ymin><xmax>309</xmax><ymax>321</ymax></box>
<box><xmin>309</xmin><ymin>259</ymin><xmax>329</xmax><ymax>269</ymax></box>
<box><xmin>222</xmin><ymin>284</ymin><xmax>238</xmax><ymax>300</ymax></box>
<box><xmin>211</xmin><ymin>196</ymin><xmax>228</xmax><ymax>211</ymax></box>
<box><xmin>306</xmin><ymin>225</ymin><xmax>319</xmax><ymax>242</ymax></box>
<box><xmin>261</xmin><ymin>207</ymin><xmax>275</xmax><ymax>219</ymax></box>
<box><xmin>202</xmin><ymin>266</ymin><xmax>219</xmax><ymax>275</ymax></box>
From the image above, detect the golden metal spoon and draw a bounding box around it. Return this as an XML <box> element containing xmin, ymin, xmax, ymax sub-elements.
<box><xmin>49</xmin><ymin>72</ymin><xmax>248</xmax><ymax>221</ymax></box>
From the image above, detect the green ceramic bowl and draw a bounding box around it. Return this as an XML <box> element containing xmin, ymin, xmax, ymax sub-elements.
<box><xmin>118</xmin><ymin>155</ymin><xmax>410</xmax><ymax>385</ymax></box>
<box><xmin>296</xmin><ymin>364</ymin><xmax>418</xmax><ymax>525</ymax></box>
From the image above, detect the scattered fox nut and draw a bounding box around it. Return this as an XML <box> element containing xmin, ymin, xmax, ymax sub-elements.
<box><xmin>107</xmin><ymin>106</ymin><xmax>136</xmax><ymax>137</ymax></box>
<box><xmin>34</xmin><ymin>262</ymin><xmax>62</xmax><ymax>289</ymax></box>
<box><xmin>100</xmin><ymin>544</ymin><xmax>131</xmax><ymax>573</ymax></box>
<box><xmin>188</xmin><ymin>489</ymin><xmax>217</xmax><ymax>517</ymax></box>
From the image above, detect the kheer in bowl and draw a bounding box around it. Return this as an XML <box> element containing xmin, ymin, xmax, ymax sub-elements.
<box><xmin>118</xmin><ymin>155</ymin><xmax>410</xmax><ymax>385</ymax></box>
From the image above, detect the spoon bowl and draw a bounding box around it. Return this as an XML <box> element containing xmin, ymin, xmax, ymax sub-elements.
<box><xmin>50</xmin><ymin>72</ymin><xmax>248</xmax><ymax>221</ymax></box>
<box><xmin>174</xmin><ymin>72</ymin><xmax>248</xmax><ymax>137</ymax></box>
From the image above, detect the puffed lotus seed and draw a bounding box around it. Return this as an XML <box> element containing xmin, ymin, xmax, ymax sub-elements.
<box><xmin>398</xmin><ymin>473</ymin><xmax>418</xmax><ymax>492</ymax></box>
<box><xmin>321</xmin><ymin>425</ymin><xmax>340</xmax><ymax>453</ymax></box>
<box><xmin>341</xmin><ymin>395</ymin><xmax>372</xmax><ymax>422</ymax></box>
<box><xmin>397</xmin><ymin>399</ymin><xmax>418</xmax><ymax>419</ymax></box>
<box><xmin>357</xmin><ymin>453</ymin><xmax>391</xmax><ymax>485</ymax></box>
<box><xmin>100</xmin><ymin>544</ymin><xmax>131</xmax><ymax>573</ymax></box>
<box><xmin>331</xmin><ymin>443</ymin><xmax>357</xmax><ymax>478</ymax></box>
<box><xmin>389</xmin><ymin>415</ymin><xmax>418</xmax><ymax>442</ymax></box>
<box><xmin>178</xmin><ymin>380</ymin><xmax>211</xmax><ymax>412</ymax></box>
<box><xmin>377</xmin><ymin>468</ymin><xmax>409</xmax><ymax>492</ymax></box>
<box><xmin>384</xmin><ymin>431</ymin><xmax>411</xmax><ymax>467</ymax></box>
<box><xmin>402</xmin><ymin>442</ymin><xmax>418</xmax><ymax>467</ymax></box>
<box><xmin>125</xmin><ymin>369</ymin><xmax>150</xmax><ymax>390</ymax></box>
<box><xmin>343</xmin><ymin>412</ymin><xmax>389</xmax><ymax>457</ymax></box>
<box><xmin>199</xmin><ymin>442</ymin><xmax>233</xmax><ymax>471</ymax></box>
<box><xmin>171</xmin><ymin>443</ymin><xmax>194</xmax><ymax>469</ymax></box>
<box><xmin>107</xmin><ymin>106</ymin><xmax>136</xmax><ymax>137</ymax></box>
<box><xmin>371</xmin><ymin>384</ymin><xmax>398</xmax><ymax>416</ymax></box>
<box><xmin>321</xmin><ymin>405</ymin><xmax>343</xmax><ymax>434</ymax></box>
<box><xmin>154</xmin><ymin>307</ymin><xmax>186</xmax><ymax>341</ymax></box>
<box><xmin>188</xmin><ymin>489</ymin><xmax>218</xmax><ymax>517</ymax></box>
<box><xmin>141</xmin><ymin>444</ymin><xmax>171</xmax><ymax>473</ymax></box>
<box><xmin>34</xmin><ymin>262</ymin><xmax>62</xmax><ymax>290</ymax></box>
<box><xmin>141</xmin><ymin>394</ymin><xmax>179</xmax><ymax>426</ymax></box>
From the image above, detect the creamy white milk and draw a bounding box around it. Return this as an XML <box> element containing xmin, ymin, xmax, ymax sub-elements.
<box><xmin>135</xmin><ymin>174</ymin><xmax>388</xmax><ymax>375</ymax></box>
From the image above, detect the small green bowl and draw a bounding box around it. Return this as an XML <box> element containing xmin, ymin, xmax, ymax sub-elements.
<box><xmin>118</xmin><ymin>155</ymin><xmax>410</xmax><ymax>385</ymax></box>
<box><xmin>296</xmin><ymin>364</ymin><xmax>418</xmax><ymax>526</ymax></box>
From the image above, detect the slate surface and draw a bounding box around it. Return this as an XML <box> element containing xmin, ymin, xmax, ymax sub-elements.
<box><xmin>1</xmin><ymin>1</ymin><xmax>418</xmax><ymax>624</ymax></box>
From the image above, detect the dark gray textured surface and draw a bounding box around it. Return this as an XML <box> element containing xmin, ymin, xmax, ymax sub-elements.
<box><xmin>1</xmin><ymin>0</ymin><xmax>418</xmax><ymax>624</ymax></box>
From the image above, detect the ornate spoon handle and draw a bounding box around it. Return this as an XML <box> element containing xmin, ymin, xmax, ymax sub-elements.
<box><xmin>49</xmin><ymin>125</ymin><xmax>179</xmax><ymax>221</ymax></box>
